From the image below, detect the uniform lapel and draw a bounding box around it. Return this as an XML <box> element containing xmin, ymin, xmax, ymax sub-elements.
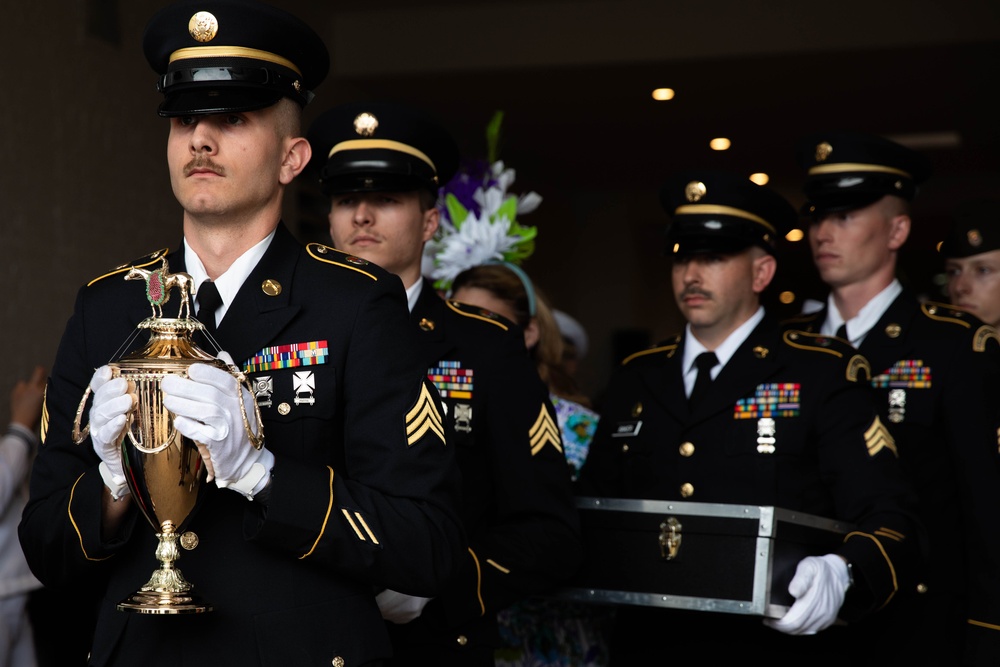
<box><xmin>215</xmin><ymin>224</ymin><xmax>301</xmax><ymax>367</ymax></box>
<box><xmin>635</xmin><ymin>338</ymin><xmax>688</xmax><ymax>423</ymax></box>
<box><xmin>857</xmin><ymin>291</ymin><xmax>919</xmax><ymax>378</ymax></box>
<box><xmin>689</xmin><ymin>319</ymin><xmax>780</xmax><ymax>423</ymax></box>
<box><xmin>411</xmin><ymin>279</ymin><xmax>456</xmax><ymax>367</ymax></box>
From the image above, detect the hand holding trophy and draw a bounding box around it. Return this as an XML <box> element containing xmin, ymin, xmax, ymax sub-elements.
<box><xmin>71</xmin><ymin>258</ymin><xmax>264</xmax><ymax>614</ymax></box>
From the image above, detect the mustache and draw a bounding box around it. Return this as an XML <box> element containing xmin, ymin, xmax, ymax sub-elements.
<box><xmin>184</xmin><ymin>157</ymin><xmax>225</xmax><ymax>177</ymax></box>
<box><xmin>680</xmin><ymin>287</ymin><xmax>711</xmax><ymax>300</ymax></box>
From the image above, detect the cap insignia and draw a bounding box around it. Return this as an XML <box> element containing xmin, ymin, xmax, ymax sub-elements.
<box><xmin>815</xmin><ymin>141</ymin><xmax>833</xmax><ymax>163</ymax></box>
<box><xmin>894</xmin><ymin>180</ymin><xmax>903</xmax><ymax>190</ymax></box>
<box><xmin>685</xmin><ymin>181</ymin><xmax>707</xmax><ymax>203</ymax></box>
<box><xmin>293</xmin><ymin>80</ymin><xmax>302</xmax><ymax>93</ymax></box>
<box><xmin>969</xmin><ymin>229</ymin><xmax>983</xmax><ymax>247</ymax></box>
<box><xmin>188</xmin><ymin>11</ymin><xmax>219</xmax><ymax>43</ymax></box>
<box><xmin>354</xmin><ymin>112</ymin><xmax>379</xmax><ymax>137</ymax></box>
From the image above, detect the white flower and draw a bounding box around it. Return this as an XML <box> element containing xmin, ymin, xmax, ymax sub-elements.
<box><xmin>427</xmin><ymin>212</ymin><xmax>523</xmax><ymax>285</ymax></box>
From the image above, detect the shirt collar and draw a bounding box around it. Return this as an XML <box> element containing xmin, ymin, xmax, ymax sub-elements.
<box><xmin>183</xmin><ymin>230</ymin><xmax>275</xmax><ymax>324</ymax></box>
<box><xmin>683</xmin><ymin>305</ymin><xmax>765</xmax><ymax>377</ymax></box>
<box><xmin>822</xmin><ymin>279</ymin><xmax>902</xmax><ymax>346</ymax></box>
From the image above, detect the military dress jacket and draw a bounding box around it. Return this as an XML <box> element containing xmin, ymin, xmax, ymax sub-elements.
<box><xmin>382</xmin><ymin>281</ymin><xmax>582</xmax><ymax>665</ymax></box>
<box><xmin>785</xmin><ymin>292</ymin><xmax>1000</xmax><ymax>666</ymax></box>
<box><xmin>576</xmin><ymin>316</ymin><xmax>921</xmax><ymax>660</ymax></box>
<box><xmin>18</xmin><ymin>225</ymin><xmax>465</xmax><ymax>667</ymax></box>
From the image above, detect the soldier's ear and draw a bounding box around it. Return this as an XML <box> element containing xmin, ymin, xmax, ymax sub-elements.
<box><xmin>751</xmin><ymin>252</ymin><xmax>776</xmax><ymax>294</ymax></box>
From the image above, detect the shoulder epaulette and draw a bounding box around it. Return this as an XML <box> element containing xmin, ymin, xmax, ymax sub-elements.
<box><xmin>87</xmin><ymin>248</ymin><xmax>169</xmax><ymax>287</ymax></box>
<box><xmin>621</xmin><ymin>335</ymin><xmax>681</xmax><ymax>366</ymax></box>
<box><xmin>920</xmin><ymin>301</ymin><xmax>974</xmax><ymax>329</ymax></box>
<box><xmin>783</xmin><ymin>330</ymin><xmax>871</xmax><ymax>382</ymax></box>
<box><xmin>306</xmin><ymin>243</ymin><xmax>378</xmax><ymax>281</ymax></box>
<box><xmin>445</xmin><ymin>300</ymin><xmax>510</xmax><ymax>331</ymax></box>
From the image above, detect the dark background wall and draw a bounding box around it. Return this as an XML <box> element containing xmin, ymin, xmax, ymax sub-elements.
<box><xmin>2</xmin><ymin>0</ymin><xmax>998</xmax><ymax>425</ymax></box>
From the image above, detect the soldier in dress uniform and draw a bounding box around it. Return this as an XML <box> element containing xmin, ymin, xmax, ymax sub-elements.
<box><xmin>785</xmin><ymin>131</ymin><xmax>1000</xmax><ymax>666</ymax></box>
<box><xmin>940</xmin><ymin>199</ymin><xmax>1000</xmax><ymax>328</ymax></box>
<box><xmin>18</xmin><ymin>3</ymin><xmax>464</xmax><ymax>666</ymax></box>
<box><xmin>308</xmin><ymin>102</ymin><xmax>582</xmax><ymax>667</ymax></box>
<box><xmin>576</xmin><ymin>170</ymin><xmax>921</xmax><ymax>666</ymax></box>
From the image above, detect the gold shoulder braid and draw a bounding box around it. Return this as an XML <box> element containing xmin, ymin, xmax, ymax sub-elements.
<box><xmin>622</xmin><ymin>336</ymin><xmax>680</xmax><ymax>366</ymax></box>
<box><xmin>782</xmin><ymin>330</ymin><xmax>845</xmax><ymax>358</ymax></box>
<box><xmin>87</xmin><ymin>248</ymin><xmax>169</xmax><ymax>287</ymax></box>
<box><xmin>445</xmin><ymin>300</ymin><xmax>510</xmax><ymax>331</ymax></box>
<box><xmin>921</xmin><ymin>301</ymin><xmax>972</xmax><ymax>328</ymax></box>
<box><xmin>306</xmin><ymin>243</ymin><xmax>378</xmax><ymax>281</ymax></box>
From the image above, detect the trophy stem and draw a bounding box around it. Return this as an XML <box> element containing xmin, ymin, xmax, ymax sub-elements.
<box><xmin>117</xmin><ymin>521</ymin><xmax>212</xmax><ymax>614</ymax></box>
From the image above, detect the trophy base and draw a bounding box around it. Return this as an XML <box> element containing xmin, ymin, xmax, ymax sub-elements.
<box><xmin>117</xmin><ymin>590</ymin><xmax>213</xmax><ymax>615</ymax></box>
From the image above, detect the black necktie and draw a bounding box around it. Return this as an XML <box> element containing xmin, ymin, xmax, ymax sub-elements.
<box><xmin>197</xmin><ymin>280</ymin><xmax>222</xmax><ymax>336</ymax></box>
<box><xmin>689</xmin><ymin>352</ymin><xmax>719</xmax><ymax>408</ymax></box>
<box><xmin>836</xmin><ymin>323</ymin><xmax>849</xmax><ymax>342</ymax></box>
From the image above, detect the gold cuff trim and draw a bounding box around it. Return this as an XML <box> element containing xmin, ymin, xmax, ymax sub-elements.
<box><xmin>808</xmin><ymin>162</ymin><xmax>911</xmax><ymax>179</ymax></box>
<box><xmin>328</xmin><ymin>139</ymin><xmax>437</xmax><ymax>173</ymax></box>
<box><xmin>169</xmin><ymin>46</ymin><xmax>301</xmax><ymax>76</ymax></box>
<box><xmin>301</xmin><ymin>467</ymin><xmax>335</xmax><ymax>559</ymax></box>
<box><xmin>70</xmin><ymin>473</ymin><xmax>112</xmax><ymax>562</ymax></box>
<box><xmin>673</xmin><ymin>204</ymin><xmax>776</xmax><ymax>233</ymax></box>
<box><xmin>843</xmin><ymin>530</ymin><xmax>898</xmax><ymax>611</ymax></box>
<box><xmin>486</xmin><ymin>559</ymin><xmax>510</xmax><ymax>574</ymax></box>
<box><xmin>469</xmin><ymin>548</ymin><xmax>486</xmax><ymax>616</ymax></box>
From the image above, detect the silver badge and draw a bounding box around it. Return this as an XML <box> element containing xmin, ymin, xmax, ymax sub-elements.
<box><xmin>293</xmin><ymin>371</ymin><xmax>316</xmax><ymax>406</ymax></box>
<box><xmin>757</xmin><ymin>417</ymin><xmax>776</xmax><ymax>454</ymax></box>
<box><xmin>454</xmin><ymin>403</ymin><xmax>473</xmax><ymax>433</ymax></box>
<box><xmin>252</xmin><ymin>375</ymin><xmax>274</xmax><ymax>408</ymax></box>
<box><xmin>888</xmin><ymin>389</ymin><xmax>906</xmax><ymax>423</ymax></box>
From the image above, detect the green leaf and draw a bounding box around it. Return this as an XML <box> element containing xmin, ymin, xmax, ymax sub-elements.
<box><xmin>486</xmin><ymin>110</ymin><xmax>504</xmax><ymax>163</ymax></box>
<box><xmin>497</xmin><ymin>195</ymin><xmax>518</xmax><ymax>224</ymax></box>
<box><xmin>445</xmin><ymin>193</ymin><xmax>469</xmax><ymax>227</ymax></box>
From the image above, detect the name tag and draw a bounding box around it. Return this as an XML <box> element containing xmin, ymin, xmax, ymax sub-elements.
<box><xmin>612</xmin><ymin>420</ymin><xmax>643</xmax><ymax>438</ymax></box>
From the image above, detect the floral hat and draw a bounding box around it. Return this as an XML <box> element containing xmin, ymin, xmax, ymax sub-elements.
<box><xmin>422</xmin><ymin>112</ymin><xmax>542</xmax><ymax>291</ymax></box>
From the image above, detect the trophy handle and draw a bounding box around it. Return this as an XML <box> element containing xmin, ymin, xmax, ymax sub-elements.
<box><xmin>127</xmin><ymin>422</ymin><xmax>177</xmax><ymax>455</ymax></box>
<box><xmin>235</xmin><ymin>373</ymin><xmax>265</xmax><ymax>450</ymax></box>
<box><xmin>72</xmin><ymin>385</ymin><xmax>93</xmax><ymax>444</ymax></box>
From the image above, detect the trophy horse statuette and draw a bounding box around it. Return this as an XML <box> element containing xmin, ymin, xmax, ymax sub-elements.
<box><xmin>71</xmin><ymin>257</ymin><xmax>264</xmax><ymax>614</ymax></box>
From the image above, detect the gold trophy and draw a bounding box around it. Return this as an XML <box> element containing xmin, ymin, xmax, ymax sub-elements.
<box><xmin>72</xmin><ymin>258</ymin><xmax>263</xmax><ymax>614</ymax></box>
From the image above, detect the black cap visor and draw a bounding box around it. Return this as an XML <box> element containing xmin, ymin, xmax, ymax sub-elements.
<box><xmin>320</xmin><ymin>150</ymin><xmax>438</xmax><ymax>196</ymax></box>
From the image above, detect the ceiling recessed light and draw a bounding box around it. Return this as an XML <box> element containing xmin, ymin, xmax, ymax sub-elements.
<box><xmin>785</xmin><ymin>229</ymin><xmax>804</xmax><ymax>242</ymax></box>
<box><xmin>651</xmin><ymin>88</ymin><xmax>675</xmax><ymax>101</ymax></box>
<box><xmin>710</xmin><ymin>137</ymin><xmax>731</xmax><ymax>151</ymax></box>
<box><xmin>749</xmin><ymin>173</ymin><xmax>769</xmax><ymax>185</ymax></box>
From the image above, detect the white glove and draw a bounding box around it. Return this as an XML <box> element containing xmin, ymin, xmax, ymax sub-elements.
<box><xmin>375</xmin><ymin>589</ymin><xmax>432</xmax><ymax>624</ymax></box>
<box><xmin>88</xmin><ymin>366</ymin><xmax>134</xmax><ymax>500</ymax></box>
<box><xmin>764</xmin><ymin>554</ymin><xmax>850</xmax><ymax>635</ymax></box>
<box><xmin>161</xmin><ymin>352</ymin><xmax>273</xmax><ymax>500</ymax></box>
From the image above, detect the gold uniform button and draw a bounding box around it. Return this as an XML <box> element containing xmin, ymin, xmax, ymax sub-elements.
<box><xmin>679</xmin><ymin>442</ymin><xmax>695</xmax><ymax>457</ymax></box>
<box><xmin>278</xmin><ymin>402</ymin><xmax>291</xmax><ymax>415</ymax></box>
<box><xmin>332</xmin><ymin>658</ymin><xmax>345</xmax><ymax>667</ymax></box>
<box><xmin>680</xmin><ymin>483</ymin><xmax>694</xmax><ymax>498</ymax></box>
<box><xmin>916</xmin><ymin>583</ymin><xmax>928</xmax><ymax>594</ymax></box>
<box><xmin>261</xmin><ymin>279</ymin><xmax>281</xmax><ymax>296</ymax></box>
<box><xmin>456</xmin><ymin>635</ymin><xmax>468</xmax><ymax>646</ymax></box>
<box><xmin>179</xmin><ymin>532</ymin><xmax>199</xmax><ymax>550</ymax></box>
<box><xmin>621</xmin><ymin>443</ymin><xmax>630</xmax><ymax>454</ymax></box>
